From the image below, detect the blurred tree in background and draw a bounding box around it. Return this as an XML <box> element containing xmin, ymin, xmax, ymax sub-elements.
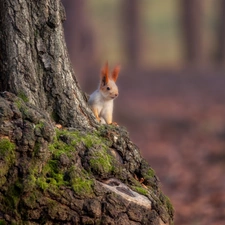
<box><xmin>216</xmin><ymin>0</ymin><xmax>225</xmax><ymax>63</ymax></box>
<box><xmin>62</xmin><ymin>0</ymin><xmax>224</xmax><ymax>76</ymax></box>
<box><xmin>122</xmin><ymin>0</ymin><xmax>142</xmax><ymax>68</ymax></box>
<box><xmin>62</xmin><ymin>0</ymin><xmax>96</xmax><ymax>78</ymax></box>
<box><xmin>180</xmin><ymin>0</ymin><xmax>205</xmax><ymax>65</ymax></box>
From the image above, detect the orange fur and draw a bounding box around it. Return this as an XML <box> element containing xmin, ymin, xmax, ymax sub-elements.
<box><xmin>93</xmin><ymin>107</ymin><xmax>100</xmax><ymax>122</ymax></box>
<box><xmin>101</xmin><ymin>62</ymin><xmax>109</xmax><ymax>86</ymax></box>
<box><xmin>112</xmin><ymin>65</ymin><xmax>120</xmax><ymax>82</ymax></box>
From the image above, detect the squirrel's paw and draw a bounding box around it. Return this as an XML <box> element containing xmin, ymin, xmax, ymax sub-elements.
<box><xmin>110</xmin><ymin>122</ymin><xmax>118</xmax><ymax>126</ymax></box>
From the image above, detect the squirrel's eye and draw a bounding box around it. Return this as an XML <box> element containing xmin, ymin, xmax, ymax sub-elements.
<box><xmin>107</xmin><ymin>87</ymin><xmax>110</xmax><ymax>90</ymax></box>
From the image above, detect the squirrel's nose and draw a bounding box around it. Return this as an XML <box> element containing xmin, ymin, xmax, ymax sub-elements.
<box><xmin>115</xmin><ymin>93</ymin><xmax>118</xmax><ymax>97</ymax></box>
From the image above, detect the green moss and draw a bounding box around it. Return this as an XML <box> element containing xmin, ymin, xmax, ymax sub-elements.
<box><xmin>14</xmin><ymin>99</ymin><xmax>29</xmax><ymax>118</ymax></box>
<box><xmin>49</xmin><ymin>129</ymin><xmax>109</xmax><ymax>158</ymax></box>
<box><xmin>3</xmin><ymin>180</ymin><xmax>23</xmax><ymax>211</ymax></box>
<box><xmin>146</xmin><ymin>168</ymin><xmax>155</xmax><ymax>177</ymax></box>
<box><xmin>0</xmin><ymin>139</ymin><xmax>16</xmax><ymax>164</ymax></box>
<box><xmin>69</xmin><ymin>167</ymin><xmax>94</xmax><ymax>196</ymax></box>
<box><xmin>89</xmin><ymin>148</ymin><xmax>114</xmax><ymax>175</ymax></box>
<box><xmin>141</xmin><ymin>166</ymin><xmax>157</xmax><ymax>188</ymax></box>
<box><xmin>83</xmin><ymin>132</ymin><xmax>108</xmax><ymax>148</ymax></box>
<box><xmin>18</xmin><ymin>91</ymin><xmax>29</xmax><ymax>103</ymax></box>
<box><xmin>31</xmin><ymin>128</ymin><xmax>113</xmax><ymax>194</ymax></box>
<box><xmin>49</xmin><ymin>139</ymin><xmax>74</xmax><ymax>158</ymax></box>
<box><xmin>15</xmin><ymin>99</ymin><xmax>23</xmax><ymax>110</ymax></box>
<box><xmin>142</xmin><ymin>168</ymin><xmax>156</xmax><ymax>181</ymax></box>
<box><xmin>26</xmin><ymin>174</ymin><xmax>37</xmax><ymax>190</ymax></box>
<box><xmin>35</xmin><ymin>121</ymin><xmax>45</xmax><ymax>129</ymax></box>
<box><xmin>0</xmin><ymin>220</ymin><xmax>6</xmax><ymax>225</ymax></box>
<box><xmin>71</xmin><ymin>177</ymin><xmax>93</xmax><ymax>196</ymax></box>
<box><xmin>133</xmin><ymin>186</ymin><xmax>149</xmax><ymax>196</ymax></box>
<box><xmin>35</xmin><ymin>159</ymin><xmax>69</xmax><ymax>191</ymax></box>
<box><xmin>159</xmin><ymin>192</ymin><xmax>174</xmax><ymax>218</ymax></box>
<box><xmin>36</xmin><ymin>177</ymin><xmax>49</xmax><ymax>190</ymax></box>
<box><xmin>27</xmin><ymin>155</ymin><xmax>69</xmax><ymax>192</ymax></box>
<box><xmin>0</xmin><ymin>138</ymin><xmax>15</xmax><ymax>156</ymax></box>
<box><xmin>44</xmin><ymin>160</ymin><xmax>67</xmax><ymax>185</ymax></box>
<box><xmin>83</xmin><ymin>134</ymin><xmax>97</xmax><ymax>148</ymax></box>
<box><xmin>48</xmin><ymin>129</ymin><xmax>79</xmax><ymax>158</ymax></box>
<box><xmin>49</xmin><ymin>128</ymin><xmax>115</xmax><ymax>177</ymax></box>
<box><xmin>164</xmin><ymin>195</ymin><xmax>174</xmax><ymax>216</ymax></box>
<box><xmin>46</xmin><ymin>128</ymin><xmax>102</xmax><ymax>195</ymax></box>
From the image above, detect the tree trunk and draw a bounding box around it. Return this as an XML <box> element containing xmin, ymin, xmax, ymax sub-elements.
<box><xmin>0</xmin><ymin>0</ymin><xmax>174</xmax><ymax>224</ymax></box>
<box><xmin>0</xmin><ymin>0</ymin><xmax>94</xmax><ymax>128</ymax></box>
<box><xmin>122</xmin><ymin>0</ymin><xmax>142</xmax><ymax>68</ymax></box>
<box><xmin>180</xmin><ymin>0</ymin><xmax>205</xmax><ymax>65</ymax></box>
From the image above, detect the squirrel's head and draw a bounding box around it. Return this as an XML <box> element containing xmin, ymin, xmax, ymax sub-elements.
<box><xmin>100</xmin><ymin>62</ymin><xmax>120</xmax><ymax>100</ymax></box>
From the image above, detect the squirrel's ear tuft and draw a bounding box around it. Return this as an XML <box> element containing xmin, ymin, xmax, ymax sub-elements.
<box><xmin>112</xmin><ymin>65</ymin><xmax>120</xmax><ymax>82</ymax></box>
<box><xmin>101</xmin><ymin>62</ymin><xmax>109</xmax><ymax>86</ymax></box>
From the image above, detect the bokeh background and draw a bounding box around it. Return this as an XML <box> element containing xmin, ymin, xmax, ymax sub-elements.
<box><xmin>61</xmin><ymin>1</ymin><xmax>225</xmax><ymax>224</ymax></box>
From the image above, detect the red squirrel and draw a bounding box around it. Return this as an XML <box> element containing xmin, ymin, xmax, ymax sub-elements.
<box><xmin>88</xmin><ymin>62</ymin><xmax>120</xmax><ymax>124</ymax></box>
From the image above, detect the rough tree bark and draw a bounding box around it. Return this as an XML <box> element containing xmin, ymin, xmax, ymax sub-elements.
<box><xmin>0</xmin><ymin>0</ymin><xmax>94</xmax><ymax>128</ymax></box>
<box><xmin>0</xmin><ymin>0</ymin><xmax>174</xmax><ymax>224</ymax></box>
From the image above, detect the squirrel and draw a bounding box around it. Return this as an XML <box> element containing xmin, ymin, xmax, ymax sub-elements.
<box><xmin>88</xmin><ymin>62</ymin><xmax>120</xmax><ymax>125</ymax></box>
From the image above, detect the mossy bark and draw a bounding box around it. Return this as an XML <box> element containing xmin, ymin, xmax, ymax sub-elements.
<box><xmin>0</xmin><ymin>0</ymin><xmax>174</xmax><ymax>224</ymax></box>
<box><xmin>0</xmin><ymin>92</ymin><xmax>174</xmax><ymax>225</ymax></box>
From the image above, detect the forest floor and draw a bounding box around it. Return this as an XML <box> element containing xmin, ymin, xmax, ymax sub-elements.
<box><xmin>115</xmin><ymin>68</ymin><xmax>225</xmax><ymax>225</ymax></box>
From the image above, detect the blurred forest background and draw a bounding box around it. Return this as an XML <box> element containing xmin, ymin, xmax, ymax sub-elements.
<box><xmin>62</xmin><ymin>1</ymin><xmax>225</xmax><ymax>225</ymax></box>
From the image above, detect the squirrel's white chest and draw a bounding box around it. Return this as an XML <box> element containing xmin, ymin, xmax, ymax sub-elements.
<box><xmin>89</xmin><ymin>90</ymin><xmax>113</xmax><ymax>115</ymax></box>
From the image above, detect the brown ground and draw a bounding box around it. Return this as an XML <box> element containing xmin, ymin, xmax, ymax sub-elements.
<box><xmin>114</xmin><ymin>68</ymin><xmax>225</xmax><ymax>225</ymax></box>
